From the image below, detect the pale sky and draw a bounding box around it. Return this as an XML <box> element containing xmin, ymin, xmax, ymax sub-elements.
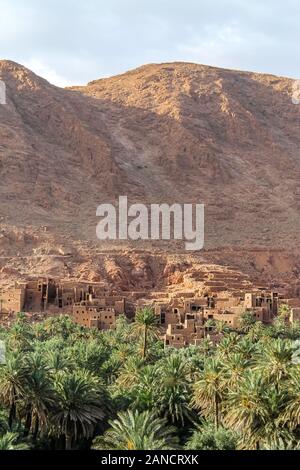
<box><xmin>0</xmin><ymin>0</ymin><xmax>299</xmax><ymax>87</ymax></box>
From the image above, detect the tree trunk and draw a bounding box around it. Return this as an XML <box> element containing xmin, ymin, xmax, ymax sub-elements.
<box><xmin>8</xmin><ymin>402</ymin><xmax>16</xmax><ymax>430</ymax></box>
<box><xmin>65</xmin><ymin>432</ymin><xmax>72</xmax><ymax>450</ymax></box>
<box><xmin>142</xmin><ymin>326</ymin><xmax>147</xmax><ymax>359</ymax></box>
<box><xmin>24</xmin><ymin>411</ymin><xmax>32</xmax><ymax>436</ymax></box>
<box><xmin>33</xmin><ymin>416</ymin><xmax>39</xmax><ymax>441</ymax></box>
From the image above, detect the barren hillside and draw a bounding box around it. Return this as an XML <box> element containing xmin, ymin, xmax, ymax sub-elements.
<box><xmin>0</xmin><ymin>60</ymin><xmax>300</xmax><ymax>290</ymax></box>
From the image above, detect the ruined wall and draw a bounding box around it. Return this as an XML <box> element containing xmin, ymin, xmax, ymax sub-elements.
<box><xmin>0</xmin><ymin>287</ymin><xmax>25</xmax><ymax>314</ymax></box>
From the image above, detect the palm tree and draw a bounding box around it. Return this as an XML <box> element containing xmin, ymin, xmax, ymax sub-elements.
<box><xmin>92</xmin><ymin>410</ymin><xmax>179</xmax><ymax>450</ymax></box>
<box><xmin>116</xmin><ymin>356</ymin><xmax>145</xmax><ymax>389</ymax></box>
<box><xmin>220</xmin><ymin>353</ymin><xmax>250</xmax><ymax>389</ymax></box>
<box><xmin>216</xmin><ymin>333</ymin><xmax>239</xmax><ymax>360</ymax></box>
<box><xmin>112</xmin><ymin>315</ymin><xmax>132</xmax><ymax>344</ymax></box>
<box><xmin>0</xmin><ymin>352</ymin><xmax>27</xmax><ymax>429</ymax></box>
<box><xmin>224</xmin><ymin>370</ymin><xmax>269</xmax><ymax>449</ymax></box>
<box><xmin>157</xmin><ymin>354</ymin><xmax>194</xmax><ymax>425</ymax></box>
<box><xmin>7</xmin><ymin>314</ymin><xmax>33</xmax><ymax>351</ymax></box>
<box><xmin>72</xmin><ymin>340</ymin><xmax>109</xmax><ymax>374</ymax></box>
<box><xmin>131</xmin><ymin>365</ymin><xmax>159</xmax><ymax>412</ymax></box>
<box><xmin>259</xmin><ymin>388</ymin><xmax>295</xmax><ymax>450</ymax></box>
<box><xmin>185</xmin><ymin>421</ymin><xmax>238</xmax><ymax>450</ymax></box>
<box><xmin>24</xmin><ymin>350</ymin><xmax>50</xmax><ymax>374</ymax></box>
<box><xmin>291</xmin><ymin>340</ymin><xmax>300</xmax><ymax>365</ymax></box>
<box><xmin>281</xmin><ymin>366</ymin><xmax>300</xmax><ymax>430</ymax></box>
<box><xmin>256</xmin><ymin>338</ymin><xmax>293</xmax><ymax>389</ymax></box>
<box><xmin>46</xmin><ymin>350</ymin><xmax>74</xmax><ymax>374</ymax></box>
<box><xmin>286</xmin><ymin>321</ymin><xmax>300</xmax><ymax>341</ymax></box>
<box><xmin>205</xmin><ymin>319</ymin><xmax>216</xmax><ymax>333</ymax></box>
<box><xmin>239</xmin><ymin>311</ymin><xmax>257</xmax><ymax>333</ymax></box>
<box><xmin>0</xmin><ymin>432</ymin><xmax>29</xmax><ymax>450</ymax></box>
<box><xmin>52</xmin><ymin>370</ymin><xmax>106</xmax><ymax>450</ymax></box>
<box><xmin>245</xmin><ymin>322</ymin><xmax>267</xmax><ymax>343</ymax></box>
<box><xmin>272</xmin><ymin>317</ymin><xmax>288</xmax><ymax>338</ymax></box>
<box><xmin>43</xmin><ymin>315</ymin><xmax>78</xmax><ymax>340</ymax></box>
<box><xmin>215</xmin><ymin>320</ymin><xmax>231</xmax><ymax>335</ymax></box>
<box><xmin>196</xmin><ymin>338</ymin><xmax>214</xmax><ymax>358</ymax></box>
<box><xmin>131</xmin><ymin>308</ymin><xmax>160</xmax><ymax>359</ymax></box>
<box><xmin>235</xmin><ymin>336</ymin><xmax>259</xmax><ymax>361</ymax></box>
<box><xmin>192</xmin><ymin>359</ymin><xmax>224</xmax><ymax>429</ymax></box>
<box><xmin>278</xmin><ymin>304</ymin><xmax>290</xmax><ymax>322</ymax></box>
<box><xmin>112</xmin><ymin>343</ymin><xmax>135</xmax><ymax>365</ymax></box>
<box><xmin>22</xmin><ymin>368</ymin><xmax>57</xmax><ymax>440</ymax></box>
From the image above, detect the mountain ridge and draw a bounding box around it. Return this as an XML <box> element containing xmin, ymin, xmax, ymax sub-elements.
<box><xmin>0</xmin><ymin>60</ymin><xmax>300</xmax><ymax>288</ymax></box>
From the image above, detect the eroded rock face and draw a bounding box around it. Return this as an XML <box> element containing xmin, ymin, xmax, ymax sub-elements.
<box><xmin>0</xmin><ymin>60</ymin><xmax>300</xmax><ymax>292</ymax></box>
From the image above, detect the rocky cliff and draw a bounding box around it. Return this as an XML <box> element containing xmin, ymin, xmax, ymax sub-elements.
<box><xmin>0</xmin><ymin>60</ymin><xmax>300</xmax><ymax>291</ymax></box>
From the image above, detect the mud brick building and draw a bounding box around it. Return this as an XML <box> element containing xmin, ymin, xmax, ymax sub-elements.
<box><xmin>72</xmin><ymin>295</ymin><xmax>126</xmax><ymax>329</ymax></box>
<box><xmin>161</xmin><ymin>291</ymin><xmax>280</xmax><ymax>348</ymax></box>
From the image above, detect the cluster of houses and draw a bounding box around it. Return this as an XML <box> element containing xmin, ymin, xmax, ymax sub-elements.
<box><xmin>153</xmin><ymin>291</ymin><xmax>279</xmax><ymax>348</ymax></box>
<box><xmin>1</xmin><ymin>277</ymin><xmax>300</xmax><ymax>348</ymax></box>
<box><xmin>0</xmin><ymin>278</ymin><xmax>124</xmax><ymax>331</ymax></box>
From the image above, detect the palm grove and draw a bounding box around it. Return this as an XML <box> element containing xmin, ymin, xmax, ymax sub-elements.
<box><xmin>1</xmin><ymin>307</ymin><xmax>300</xmax><ymax>450</ymax></box>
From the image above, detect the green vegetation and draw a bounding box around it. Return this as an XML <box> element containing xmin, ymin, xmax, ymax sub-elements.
<box><xmin>1</xmin><ymin>311</ymin><xmax>300</xmax><ymax>450</ymax></box>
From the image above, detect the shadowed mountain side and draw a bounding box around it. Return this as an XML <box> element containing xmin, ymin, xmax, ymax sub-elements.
<box><xmin>0</xmin><ymin>60</ymin><xmax>300</xmax><ymax>288</ymax></box>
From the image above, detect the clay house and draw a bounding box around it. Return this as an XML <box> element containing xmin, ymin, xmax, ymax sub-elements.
<box><xmin>162</xmin><ymin>291</ymin><xmax>280</xmax><ymax>348</ymax></box>
<box><xmin>72</xmin><ymin>303</ymin><xmax>117</xmax><ymax>330</ymax></box>
<box><xmin>24</xmin><ymin>279</ymin><xmax>57</xmax><ymax>312</ymax></box>
<box><xmin>50</xmin><ymin>280</ymin><xmax>108</xmax><ymax>312</ymax></box>
<box><xmin>0</xmin><ymin>278</ymin><xmax>119</xmax><ymax>316</ymax></box>
<box><xmin>244</xmin><ymin>291</ymin><xmax>279</xmax><ymax>318</ymax></box>
<box><xmin>164</xmin><ymin>316</ymin><xmax>206</xmax><ymax>348</ymax></box>
<box><xmin>0</xmin><ymin>283</ymin><xmax>26</xmax><ymax>314</ymax></box>
<box><xmin>19</xmin><ymin>278</ymin><xmax>108</xmax><ymax>313</ymax></box>
<box><xmin>208</xmin><ymin>309</ymin><xmax>243</xmax><ymax>328</ymax></box>
<box><xmin>159</xmin><ymin>296</ymin><xmax>212</xmax><ymax>348</ymax></box>
<box><xmin>290</xmin><ymin>308</ymin><xmax>300</xmax><ymax>323</ymax></box>
<box><xmin>204</xmin><ymin>291</ymin><xmax>278</xmax><ymax>326</ymax></box>
<box><xmin>72</xmin><ymin>295</ymin><xmax>126</xmax><ymax>330</ymax></box>
<box><xmin>155</xmin><ymin>297</ymin><xmax>209</xmax><ymax>324</ymax></box>
<box><xmin>164</xmin><ymin>324</ymin><xmax>186</xmax><ymax>348</ymax></box>
<box><xmin>93</xmin><ymin>296</ymin><xmax>126</xmax><ymax>315</ymax></box>
<box><xmin>214</xmin><ymin>296</ymin><xmax>241</xmax><ymax>310</ymax></box>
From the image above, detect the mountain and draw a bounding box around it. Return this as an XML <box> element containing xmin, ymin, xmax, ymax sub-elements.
<box><xmin>0</xmin><ymin>60</ymin><xmax>300</xmax><ymax>290</ymax></box>
<box><xmin>72</xmin><ymin>62</ymin><xmax>300</xmax><ymax>249</ymax></box>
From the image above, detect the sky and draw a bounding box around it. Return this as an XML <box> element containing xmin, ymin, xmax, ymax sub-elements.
<box><xmin>0</xmin><ymin>0</ymin><xmax>299</xmax><ymax>87</ymax></box>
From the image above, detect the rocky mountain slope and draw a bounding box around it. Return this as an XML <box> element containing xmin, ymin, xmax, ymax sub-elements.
<box><xmin>0</xmin><ymin>60</ymin><xmax>300</xmax><ymax>290</ymax></box>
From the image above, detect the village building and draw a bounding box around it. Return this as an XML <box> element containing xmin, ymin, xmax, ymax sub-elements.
<box><xmin>0</xmin><ymin>283</ymin><xmax>26</xmax><ymax>314</ymax></box>
<box><xmin>290</xmin><ymin>308</ymin><xmax>300</xmax><ymax>323</ymax></box>
<box><xmin>72</xmin><ymin>295</ymin><xmax>126</xmax><ymax>329</ymax></box>
<box><xmin>1</xmin><ymin>276</ymin><xmax>299</xmax><ymax>346</ymax></box>
<box><xmin>73</xmin><ymin>303</ymin><xmax>117</xmax><ymax>330</ymax></box>
<box><xmin>159</xmin><ymin>290</ymin><xmax>280</xmax><ymax>348</ymax></box>
<box><xmin>0</xmin><ymin>278</ymin><xmax>125</xmax><ymax>331</ymax></box>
